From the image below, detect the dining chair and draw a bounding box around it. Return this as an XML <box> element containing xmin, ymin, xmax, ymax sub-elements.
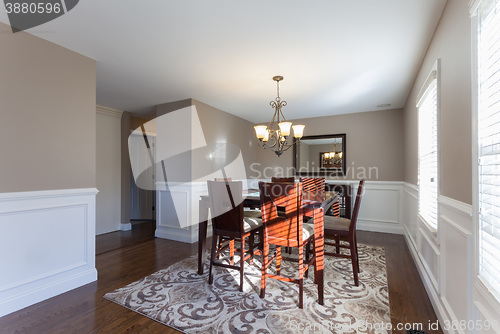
<box><xmin>258</xmin><ymin>181</ymin><xmax>316</xmax><ymax>309</ymax></box>
<box><xmin>300</xmin><ymin>177</ymin><xmax>325</xmax><ymax>202</ymax></box>
<box><xmin>207</xmin><ymin>180</ymin><xmax>263</xmax><ymax>292</ymax></box>
<box><xmin>323</xmin><ymin>179</ymin><xmax>365</xmax><ymax>286</ymax></box>
<box><xmin>214</xmin><ymin>178</ymin><xmax>261</xmax><ymax>218</ymax></box>
<box><xmin>271</xmin><ymin>177</ymin><xmax>295</xmax><ymax>183</ymax></box>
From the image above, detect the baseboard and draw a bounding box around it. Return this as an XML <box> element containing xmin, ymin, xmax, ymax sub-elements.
<box><xmin>155</xmin><ymin>225</ymin><xmax>199</xmax><ymax>243</ymax></box>
<box><xmin>357</xmin><ymin>219</ymin><xmax>403</xmax><ymax>234</ymax></box>
<box><xmin>120</xmin><ymin>223</ymin><xmax>132</xmax><ymax>231</ymax></box>
<box><xmin>0</xmin><ymin>268</ymin><xmax>97</xmax><ymax>317</ymax></box>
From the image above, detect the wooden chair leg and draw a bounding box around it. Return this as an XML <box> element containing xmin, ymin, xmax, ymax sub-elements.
<box><xmin>260</xmin><ymin>234</ymin><xmax>269</xmax><ymax>298</ymax></box>
<box><xmin>276</xmin><ymin>246</ymin><xmax>282</xmax><ymax>275</ymax></box>
<box><xmin>354</xmin><ymin>234</ymin><xmax>360</xmax><ymax>274</ymax></box>
<box><xmin>350</xmin><ymin>241</ymin><xmax>359</xmax><ymax>286</ymax></box>
<box><xmin>208</xmin><ymin>233</ymin><xmax>218</xmax><ymax>285</ymax></box>
<box><xmin>216</xmin><ymin>236</ymin><xmax>222</xmax><ymax>259</ymax></box>
<box><xmin>305</xmin><ymin>241</ymin><xmax>310</xmax><ymax>279</ymax></box>
<box><xmin>240</xmin><ymin>237</ymin><xmax>245</xmax><ymax>292</ymax></box>
<box><xmin>310</xmin><ymin>238</ymin><xmax>318</xmax><ymax>285</ymax></box>
<box><xmin>249</xmin><ymin>233</ymin><xmax>254</xmax><ymax>266</ymax></box>
<box><xmin>229</xmin><ymin>239</ymin><xmax>235</xmax><ymax>265</ymax></box>
<box><xmin>298</xmin><ymin>244</ymin><xmax>304</xmax><ymax>309</ymax></box>
<box><xmin>335</xmin><ymin>235</ymin><xmax>340</xmax><ymax>254</ymax></box>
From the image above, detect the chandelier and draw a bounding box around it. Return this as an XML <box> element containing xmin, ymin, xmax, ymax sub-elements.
<box><xmin>254</xmin><ymin>76</ymin><xmax>305</xmax><ymax>156</ymax></box>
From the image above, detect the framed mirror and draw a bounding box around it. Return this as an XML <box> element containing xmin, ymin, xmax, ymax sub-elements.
<box><xmin>293</xmin><ymin>133</ymin><xmax>346</xmax><ymax>176</ymax></box>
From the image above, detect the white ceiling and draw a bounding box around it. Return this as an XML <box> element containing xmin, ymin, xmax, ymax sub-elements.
<box><xmin>0</xmin><ymin>0</ymin><xmax>447</xmax><ymax>123</ymax></box>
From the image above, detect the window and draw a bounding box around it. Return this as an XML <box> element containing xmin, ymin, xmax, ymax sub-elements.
<box><xmin>417</xmin><ymin>61</ymin><xmax>440</xmax><ymax>229</ymax></box>
<box><xmin>475</xmin><ymin>0</ymin><xmax>500</xmax><ymax>301</ymax></box>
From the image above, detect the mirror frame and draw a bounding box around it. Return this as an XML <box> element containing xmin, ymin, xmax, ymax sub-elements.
<box><xmin>293</xmin><ymin>133</ymin><xmax>346</xmax><ymax>177</ymax></box>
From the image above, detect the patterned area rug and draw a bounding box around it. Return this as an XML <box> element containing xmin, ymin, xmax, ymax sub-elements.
<box><xmin>104</xmin><ymin>243</ymin><xmax>390</xmax><ymax>333</ymax></box>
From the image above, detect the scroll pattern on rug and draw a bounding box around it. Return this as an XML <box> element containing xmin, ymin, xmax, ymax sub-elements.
<box><xmin>104</xmin><ymin>243</ymin><xmax>390</xmax><ymax>333</ymax></box>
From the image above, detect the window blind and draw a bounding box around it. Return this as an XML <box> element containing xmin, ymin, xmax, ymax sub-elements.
<box><xmin>478</xmin><ymin>0</ymin><xmax>500</xmax><ymax>301</ymax></box>
<box><xmin>418</xmin><ymin>71</ymin><xmax>439</xmax><ymax>229</ymax></box>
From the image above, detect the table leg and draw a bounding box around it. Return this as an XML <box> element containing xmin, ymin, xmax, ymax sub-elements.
<box><xmin>313</xmin><ymin>207</ymin><xmax>325</xmax><ymax>305</ymax></box>
<box><xmin>198</xmin><ymin>200</ymin><xmax>209</xmax><ymax>275</ymax></box>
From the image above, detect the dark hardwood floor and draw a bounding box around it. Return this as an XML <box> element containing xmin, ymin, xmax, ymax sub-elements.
<box><xmin>95</xmin><ymin>221</ymin><xmax>156</xmax><ymax>255</ymax></box>
<box><xmin>0</xmin><ymin>228</ymin><xmax>442</xmax><ymax>334</ymax></box>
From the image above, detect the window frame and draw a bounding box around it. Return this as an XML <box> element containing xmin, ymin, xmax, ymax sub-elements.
<box><xmin>417</xmin><ymin>59</ymin><xmax>441</xmax><ymax>234</ymax></box>
<box><xmin>471</xmin><ymin>0</ymin><xmax>500</xmax><ymax>304</ymax></box>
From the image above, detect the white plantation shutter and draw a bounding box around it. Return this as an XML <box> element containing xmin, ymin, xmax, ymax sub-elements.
<box><xmin>418</xmin><ymin>69</ymin><xmax>439</xmax><ymax>229</ymax></box>
<box><xmin>477</xmin><ymin>0</ymin><xmax>500</xmax><ymax>300</ymax></box>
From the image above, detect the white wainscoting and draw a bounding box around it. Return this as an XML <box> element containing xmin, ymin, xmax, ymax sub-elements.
<box><xmin>356</xmin><ymin>181</ymin><xmax>404</xmax><ymax>234</ymax></box>
<box><xmin>0</xmin><ymin>188</ymin><xmax>98</xmax><ymax>317</ymax></box>
<box><xmin>155</xmin><ymin>180</ymin><xmax>405</xmax><ymax>243</ymax></box>
<box><xmin>156</xmin><ymin>182</ymin><xmax>208</xmax><ymax>243</ymax></box>
<box><xmin>403</xmin><ymin>183</ymin><xmax>475</xmax><ymax>334</ymax></box>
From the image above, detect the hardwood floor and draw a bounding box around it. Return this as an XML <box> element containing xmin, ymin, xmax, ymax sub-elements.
<box><xmin>0</xmin><ymin>230</ymin><xmax>443</xmax><ymax>334</ymax></box>
<box><xmin>95</xmin><ymin>221</ymin><xmax>156</xmax><ymax>255</ymax></box>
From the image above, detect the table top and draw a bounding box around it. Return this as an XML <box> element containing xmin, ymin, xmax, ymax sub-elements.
<box><xmin>201</xmin><ymin>190</ymin><xmax>338</xmax><ymax>211</ymax></box>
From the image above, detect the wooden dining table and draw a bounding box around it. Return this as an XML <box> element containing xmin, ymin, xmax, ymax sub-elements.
<box><xmin>197</xmin><ymin>190</ymin><xmax>337</xmax><ymax>306</ymax></box>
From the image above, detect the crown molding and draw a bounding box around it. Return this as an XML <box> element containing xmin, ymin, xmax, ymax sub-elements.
<box><xmin>96</xmin><ymin>105</ymin><xmax>123</xmax><ymax>118</ymax></box>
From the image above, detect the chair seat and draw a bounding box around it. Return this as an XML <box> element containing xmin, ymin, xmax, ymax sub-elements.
<box><xmin>243</xmin><ymin>209</ymin><xmax>262</xmax><ymax>218</ymax></box>
<box><xmin>243</xmin><ymin>217</ymin><xmax>263</xmax><ymax>232</ymax></box>
<box><xmin>302</xmin><ymin>222</ymin><xmax>316</xmax><ymax>240</ymax></box>
<box><xmin>323</xmin><ymin>216</ymin><xmax>351</xmax><ymax>232</ymax></box>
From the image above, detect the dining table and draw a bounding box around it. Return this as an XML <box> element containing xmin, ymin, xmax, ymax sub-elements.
<box><xmin>197</xmin><ymin>188</ymin><xmax>338</xmax><ymax>306</ymax></box>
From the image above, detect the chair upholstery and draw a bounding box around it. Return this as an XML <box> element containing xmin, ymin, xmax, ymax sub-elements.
<box><xmin>323</xmin><ymin>216</ymin><xmax>350</xmax><ymax>231</ymax></box>
<box><xmin>243</xmin><ymin>210</ymin><xmax>262</xmax><ymax>218</ymax></box>
<box><xmin>207</xmin><ymin>180</ymin><xmax>262</xmax><ymax>292</ymax></box>
<box><xmin>243</xmin><ymin>217</ymin><xmax>263</xmax><ymax>232</ymax></box>
<box><xmin>258</xmin><ymin>181</ymin><xmax>316</xmax><ymax>309</ymax></box>
<box><xmin>324</xmin><ymin>179</ymin><xmax>365</xmax><ymax>286</ymax></box>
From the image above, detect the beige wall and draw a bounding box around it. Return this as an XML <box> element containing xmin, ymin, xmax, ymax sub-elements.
<box><xmin>254</xmin><ymin>108</ymin><xmax>405</xmax><ymax>181</ymax></box>
<box><xmin>193</xmin><ymin>99</ymin><xmax>258</xmax><ymax>178</ymax></box>
<box><xmin>0</xmin><ymin>23</ymin><xmax>96</xmax><ymax>193</ymax></box>
<box><xmin>403</xmin><ymin>0</ymin><xmax>472</xmax><ymax>204</ymax></box>
<box><xmin>155</xmin><ymin>99</ymin><xmax>258</xmax><ymax>181</ymax></box>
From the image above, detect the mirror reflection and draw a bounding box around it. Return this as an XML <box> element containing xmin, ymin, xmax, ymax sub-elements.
<box><xmin>294</xmin><ymin>134</ymin><xmax>346</xmax><ymax>176</ymax></box>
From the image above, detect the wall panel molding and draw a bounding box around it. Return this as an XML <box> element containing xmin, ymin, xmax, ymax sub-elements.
<box><xmin>402</xmin><ymin>182</ymin><xmax>477</xmax><ymax>334</ymax></box>
<box><xmin>0</xmin><ymin>188</ymin><xmax>98</xmax><ymax>317</ymax></box>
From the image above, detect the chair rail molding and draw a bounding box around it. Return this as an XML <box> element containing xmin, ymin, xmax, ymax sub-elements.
<box><xmin>0</xmin><ymin>188</ymin><xmax>98</xmax><ymax>317</ymax></box>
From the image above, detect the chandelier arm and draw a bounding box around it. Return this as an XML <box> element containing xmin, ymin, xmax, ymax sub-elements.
<box><xmin>267</xmin><ymin>105</ymin><xmax>278</xmax><ymax>130</ymax></box>
<box><xmin>258</xmin><ymin>139</ymin><xmax>278</xmax><ymax>150</ymax></box>
<box><xmin>280</xmin><ymin>143</ymin><xmax>294</xmax><ymax>153</ymax></box>
<box><xmin>278</xmin><ymin>103</ymin><xmax>288</xmax><ymax>123</ymax></box>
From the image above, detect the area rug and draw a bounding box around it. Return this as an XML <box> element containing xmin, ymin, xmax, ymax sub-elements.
<box><xmin>104</xmin><ymin>243</ymin><xmax>390</xmax><ymax>333</ymax></box>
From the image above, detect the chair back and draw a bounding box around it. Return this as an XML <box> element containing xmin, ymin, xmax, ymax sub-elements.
<box><xmin>214</xmin><ymin>178</ymin><xmax>232</xmax><ymax>181</ymax></box>
<box><xmin>259</xmin><ymin>181</ymin><xmax>303</xmax><ymax>247</ymax></box>
<box><xmin>300</xmin><ymin>177</ymin><xmax>325</xmax><ymax>202</ymax></box>
<box><xmin>271</xmin><ymin>177</ymin><xmax>295</xmax><ymax>183</ymax></box>
<box><xmin>207</xmin><ymin>180</ymin><xmax>244</xmax><ymax>233</ymax></box>
<box><xmin>349</xmin><ymin>180</ymin><xmax>365</xmax><ymax>233</ymax></box>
